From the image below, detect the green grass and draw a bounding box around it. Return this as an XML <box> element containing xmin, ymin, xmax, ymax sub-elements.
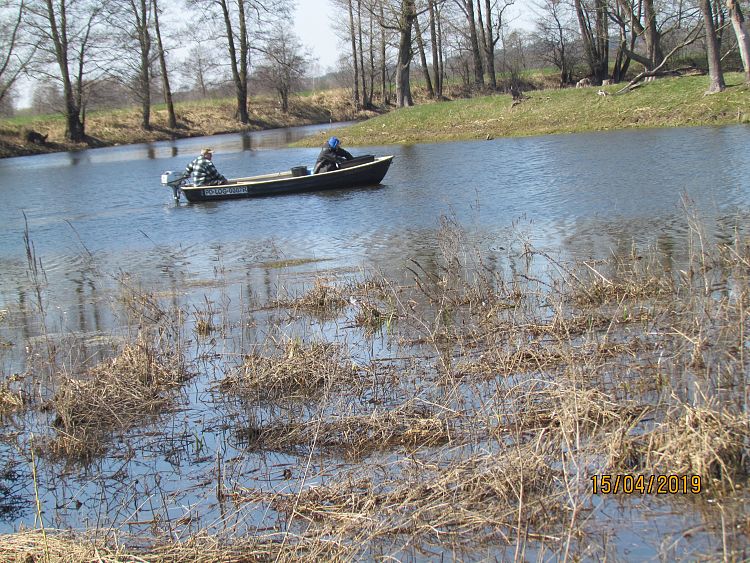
<box><xmin>294</xmin><ymin>73</ymin><xmax>750</xmax><ymax>147</ymax></box>
<box><xmin>1</xmin><ymin>112</ymin><xmax>65</xmax><ymax>126</ymax></box>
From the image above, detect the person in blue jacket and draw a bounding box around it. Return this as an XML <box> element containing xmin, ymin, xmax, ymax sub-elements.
<box><xmin>313</xmin><ymin>137</ymin><xmax>353</xmax><ymax>174</ymax></box>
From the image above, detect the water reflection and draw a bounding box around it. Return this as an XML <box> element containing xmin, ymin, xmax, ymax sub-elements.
<box><xmin>241</xmin><ymin>133</ymin><xmax>253</xmax><ymax>152</ymax></box>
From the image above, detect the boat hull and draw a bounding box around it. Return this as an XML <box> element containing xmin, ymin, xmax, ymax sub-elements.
<box><xmin>179</xmin><ymin>155</ymin><xmax>393</xmax><ymax>203</ymax></box>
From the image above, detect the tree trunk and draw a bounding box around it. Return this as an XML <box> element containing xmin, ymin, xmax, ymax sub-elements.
<box><xmin>280</xmin><ymin>89</ymin><xmax>288</xmax><ymax>112</ymax></box>
<box><xmin>153</xmin><ymin>0</ymin><xmax>177</xmax><ymax>128</ymax></box>
<box><xmin>137</xmin><ymin>0</ymin><xmax>151</xmax><ymax>131</ymax></box>
<box><xmin>611</xmin><ymin>2</ymin><xmax>632</xmax><ymax>82</ymax></box>
<box><xmin>44</xmin><ymin>0</ymin><xmax>85</xmax><ymax>141</ymax></box>
<box><xmin>428</xmin><ymin>0</ymin><xmax>442</xmax><ymax>97</ymax></box>
<box><xmin>643</xmin><ymin>0</ymin><xmax>663</xmax><ymax>67</ymax></box>
<box><xmin>574</xmin><ymin>0</ymin><xmax>608</xmax><ymax>83</ymax></box>
<box><xmin>219</xmin><ymin>0</ymin><xmax>249</xmax><ymax>123</ymax></box>
<box><xmin>369</xmin><ymin>12</ymin><xmax>375</xmax><ymax>104</ymax></box>
<box><xmin>414</xmin><ymin>15</ymin><xmax>434</xmax><ymax>97</ymax></box>
<box><xmin>483</xmin><ymin>0</ymin><xmax>496</xmax><ymax>89</ymax></box>
<box><xmin>728</xmin><ymin>0</ymin><xmax>750</xmax><ymax>82</ymax></box>
<box><xmin>357</xmin><ymin>0</ymin><xmax>369</xmax><ymax>107</ymax></box>
<box><xmin>396</xmin><ymin>0</ymin><xmax>415</xmax><ymax>107</ymax></box>
<box><xmin>616</xmin><ymin>0</ymin><xmax>661</xmax><ymax>70</ymax></box>
<box><xmin>347</xmin><ymin>0</ymin><xmax>360</xmax><ymax>108</ymax></box>
<box><xmin>700</xmin><ymin>0</ymin><xmax>726</xmax><ymax>92</ymax></box>
<box><xmin>436</xmin><ymin>2</ymin><xmax>445</xmax><ymax>95</ymax></box>
<box><xmin>236</xmin><ymin>0</ymin><xmax>249</xmax><ymax>123</ymax></box>
<box><xmin>466</xmin><ymin>0</ymin><xmax>484</xmax><ymax>88</ymax></box>
<box><xmin>475</xmin><ymin>0</ymin><xmax>488</xmax><ymax>84</ymax></box>
<box><xmin>594</xmin><ymin>0</ymin><xmax>608</xmax><ymax>81</ymax></box>
<box><xmin>380</xmin><ymin>2</ymin><xmax>387</xmax><ymax>104</ymax></box>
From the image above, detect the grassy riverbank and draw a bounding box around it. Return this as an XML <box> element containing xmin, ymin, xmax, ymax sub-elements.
<box><xmin>4</xmin><ymin>72</ymin><xmax>747</xmax><ymax>159</ymax></box>
<box><xmin>0</xmin><ymin>90</ymin><xmax>376</xmax><ymax>158</ymax></box>
<box><xmin>297</xmin><ymin>72</ymin><xmax>750</xmax><ymax>147</ymax></box>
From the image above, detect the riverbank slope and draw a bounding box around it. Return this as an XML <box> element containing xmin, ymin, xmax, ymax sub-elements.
<box><xmin>3</xmin><ymin>74</ymin><xmax>748</xmax><ymax>159</ymax></box>
<box><xmin>296</xmin><ymin>73</ymin><xmax>750</xmax><ymax>147</ymax></box>
<box><xmin>0</xmin><ymin>90</ymin><xmax>376</xmax><ymax>158</ymax></box>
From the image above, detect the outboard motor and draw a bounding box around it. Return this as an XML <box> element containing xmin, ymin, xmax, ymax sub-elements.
<box><xmin>161</xmin><ymin>171</ymin><xmax>187</xmax><ymax>202</ymax></box>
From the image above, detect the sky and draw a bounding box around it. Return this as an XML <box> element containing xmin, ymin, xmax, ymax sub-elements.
<box><xmin>294</xmin><ymin>0</ymin><xmax>341</xmax><ymax>72</ymax></box>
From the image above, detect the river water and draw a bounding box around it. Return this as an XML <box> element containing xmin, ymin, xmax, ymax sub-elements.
<box><xmin>0</xmin><ymin>122</ymin><xmax>749</xmax><ymax>557</ymax></box>
<box><xmin>2</xmin><ymin>124</ymin><xmax>749</xmax><ymax>308</ymax></box>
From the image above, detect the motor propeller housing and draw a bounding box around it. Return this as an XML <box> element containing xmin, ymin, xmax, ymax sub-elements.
<box><xmin>160</xmin><ymin>170</ymin><xmax>186</xmax><ymax>186</ymax></box>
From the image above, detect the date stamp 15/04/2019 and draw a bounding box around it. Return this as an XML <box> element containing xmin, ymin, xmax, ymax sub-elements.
<box><xmin>591</xmin><ymin>474</ymin><xmax>702</xmax><ymax>495</ymax></box>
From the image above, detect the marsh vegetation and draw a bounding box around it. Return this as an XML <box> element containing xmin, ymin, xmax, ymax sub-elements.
<box><xmin>0</xmin><ymin>202</ymin><xmax>748</xmax><ymax>561</ymax></box>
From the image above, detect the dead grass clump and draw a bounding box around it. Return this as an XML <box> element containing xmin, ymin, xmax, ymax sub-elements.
<box><xmin>116</xmin><ymin>278</ymin><xmax>168</xmax><ymax>325</ymax></box>
<box><xmin>0</xmin><ymin>529</ymin><xmax>352</xmax><ymax>562</ymax></box>
<box><xmin>239</xmin><ymin>404</ymin><xmax>457</xmax><ymax>456</ymax></box>
<box><xmin>46</xmin><ymin>333</ymin><xmax>188</xmax><ymax>458</ymax></box>
<box><xmin>510</xmin><ymin>382</ymin><xmax>649</xmax><ymax>438</ymax></box>
<box><xmin>571</xmin><ymin>257</ymin><xmax>674</xmax><ymax>307</ymax></box>
<box><xmin>608</xmin><ymin>401</ymin><xmax>749</xmax><ymax>490</ymax></box>
<box><xmin>274</xmin><ymin>278</ymin><xmax>349</xmax><ymax>315</ymax></box>
<box><xmin>0</xmin><ymin>381</ymin><xmax>24</xmax><ymax>416</ymax></box>
<box><xmin>222</xmin><ymin>340</ymin><xmax>357</xmax><ymax>402</ymax></box>
<box><xmin>257</xmin><ymin>448</ymin><xmax>566</xmax><ymax>548</ymax></box>
<box><xmin>453</xmin><ymin>343</ymin><xmax>571</xmax><ymax>379</ymax></box>
<box><xmin>352</xmin><ymin>297</ymin><xmax>396</xmax><ymax>333</ymax></box>
<box><xmin>0</xmin><ymin>530</ymin><xmax>127</xmax><ymax>563</ymax></box>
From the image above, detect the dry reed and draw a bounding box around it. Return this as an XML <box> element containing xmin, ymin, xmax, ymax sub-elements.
<box><xmin>221</xmin><ymin>339</ymin><xmax>358</xmax><ymax>402</ymax></box>
<box><xmin>5</xmin><ymin>211</ymin><xmax>750</xmax><ymax>559</ymax></box>
<box><xmin>238</xmin><ymin>401</ymin><xmax>458</xmax><ymax>456</ymax></box>
<box><xmin>42</xmin><ymin>331</ymin><xmax>188</xmax><ymax>459</ymax></box>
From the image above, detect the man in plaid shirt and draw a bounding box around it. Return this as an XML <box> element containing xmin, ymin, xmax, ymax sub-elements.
<box><xmin>185</xmin><ymin>148</ymin><xmax>228</xmax><ymax>185</ymax></box>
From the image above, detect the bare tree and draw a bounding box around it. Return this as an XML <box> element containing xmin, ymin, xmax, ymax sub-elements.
<box><xmin>186</xmin><ymin>0</ymin><xmax>287</xmax><ymax>123</ymax></box>
<box><xmin>727</xmin><ymin>0</ymin><xmax>750</xmax><ymax>82</ymax></box>
<box><xmin>608</xmin><ymin>0</ymin><xmax>633</xmax><ymax>82</ymax></box>
<box><xmin>218</xmin><ymin>0</ymin><xmax>250</xmax><ymax>123</ymax></box>
<box><xmin>427</xmin><ymin>0</ymin><xmax>443</xmax><ymax>97</ymax></box>
<box><xmin>134</xmin><ymin>0</ymin><xmax>151</xmax><ymax>130</ymax></box>
<box><xmin>0</xmin><ymin>0</ymin><xmax>36</xmax><ymax>108</ymax></box>
<box><xmin>396</xmin><ymin>0</ymin><xmax>416</xmax><ymax>105</ymax></box>
<box><xmin>414</xmin><ymin>12</ymin><xmax>434</xmax><ymax>96</ymax></box>
<box><xmin>609</xmin><ymin>0</ymin><xmax>662</xmax><ymax>73</ymax></box>
<box><xmin>380</xmin><ymin>0</ymin><xmax>389</xmax><ymax>102</ymax></box>
<box><xmin>153</xmin><ymin>0</ymin><xmax>176</xmax><ymax>127</ymax></box>
<box><xmin>499</xmin><ymin>28</ymin><xmax>526</xmax><ymax>88</ymax></box>
<box><xmin>533</xmin><ymin>0</ymin><xmax>576</xmax><ymax>85</ymax></box>
<box><xmin>481</xmin><ymin>0</ymin><xmax>514</xmax><ymax>89</ymax></box>
<box><xmin>178</xmin><ymin>44</ymin><xmax>220</xmax><ymax>99</ymax></box>
<box><xmin>572</xmin><ymin>0</ymin><xmax>608</xmax><ymax>83</ymax></box>
<box><xmin>109</xmin><ymin>0</ymin><xmax>153</xmax><ymax>129</ymax></box>
<box><xmin>453</xmin><ymin>0</ymin><xmax>484</xmax><ymax>87</ymax></box>
<box><xmin>256</xmin><ymin>25</ymin><xmax>309</xmax><ymax>112</ymax></box>
<box><xmin>347</xmin><ymin>0</ymin><xmax>360</xmax><ymax>107</ymax></box>
<box><xmin>357</xmin><ymin>0</ymin><xmax>371</xmax><ymax>107</ymax></box>
<box><xmin>26</xmin><ymin>0</ymin><xmax>108</xmax><ymax>141</ymax></box>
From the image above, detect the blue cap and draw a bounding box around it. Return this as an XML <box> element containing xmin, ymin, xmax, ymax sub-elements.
<box><xmin>328</xmin><ymin>136</ymin><xmax>340</xmax><ymax>149</ymax></box>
